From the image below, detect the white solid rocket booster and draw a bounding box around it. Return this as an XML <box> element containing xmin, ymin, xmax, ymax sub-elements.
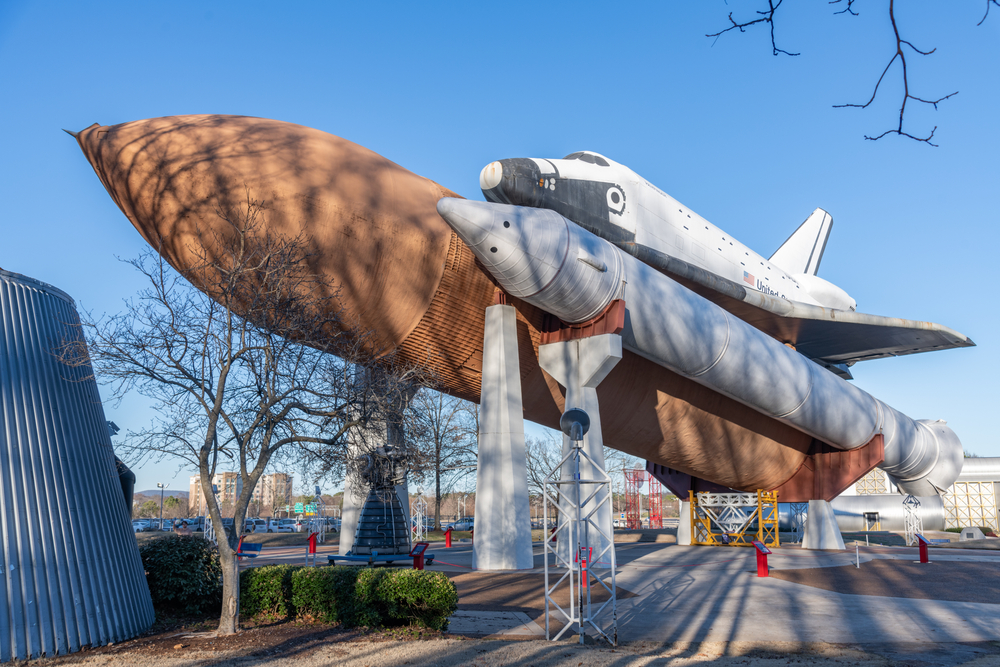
<box><xmin>436</xmin><ymin>198</ymin><xmax>963</xmax><ymax>496</ymax></box>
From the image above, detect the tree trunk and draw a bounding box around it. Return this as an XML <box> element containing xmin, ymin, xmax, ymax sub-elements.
<box><xmin>217</xmin><ymin>541</ymin><xmax>240</xmax><ymax>635</ymax></box>
<box><xmin>434</xmin><ymin>445</ymin><xmax>442</xmax><ymax>531</ymax></box>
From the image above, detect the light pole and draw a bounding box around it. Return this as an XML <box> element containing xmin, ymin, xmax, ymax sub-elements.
<box><xmin>157</xmin><ymin>482</ymin><xmax>169</xmax><ymax>530</ymax></box>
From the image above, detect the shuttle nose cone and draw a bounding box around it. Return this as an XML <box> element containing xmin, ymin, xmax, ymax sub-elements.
<box><xmin>480</xmin><ymin>161</ymin><xmax>503</xmax><ymax>191</ymax></box>
<box><xmin>479</xmin><ymin>158</ymin><xmax>541</xmax><ymax>207</ymax></box>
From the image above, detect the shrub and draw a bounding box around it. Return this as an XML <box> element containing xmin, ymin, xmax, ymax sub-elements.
<box><xmin>356</xmin><ymin>569</ymin><xmax>458</xmax><ymax>631</ymax></box>
<box><xmin>138</xmin><ymin>535</ymin><xmax>221</xmax><ymax>615</ymax></box>
<box><xmin>291</xmin><ymin>567</ymin><xmax>365</xmax><ymax>624</ymax></box>
<box><xmin>240</xmin><ymin>565</ymin><xmax>297</xmax><ymax>618</ymax></box>
<box><xmin>242</xmin><ymin>565</ymin><xmax>458</xmax><ymax>630</ymax></box>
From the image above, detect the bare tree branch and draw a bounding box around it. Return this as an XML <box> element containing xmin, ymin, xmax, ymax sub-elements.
<box><xmin>707</xmin><ymin>0</ymin><xmax>799</xmax><ymax>56</ymax></box>
<box><xmin>833</xmin><ymin>0</ymin><xmax>957</xmax><ymax>145</ymax></box>
<box><xmin>829</xmin><ymin>0</ymin><xmax>858</xmax><ymax>17</ymax></box>
<box><xmin>712</xmin><ymin>0</ymin><xmax>985</xmax><ymax>145</ymax></box>
<box><xmin>979</xmin><ymin>0</ymin><xmax>999</xmax><ymax>26</ymax></box>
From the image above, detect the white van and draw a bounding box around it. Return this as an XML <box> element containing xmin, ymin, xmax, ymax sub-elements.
<box><xmin>267</xmin><ymin>519</ymin><xmax>294</xmax><ymax>533</ymax></box>
<box><xmin>245</xmin><ymin>518</ymin><xmax>267</xmax><ymax>533</ymax></box>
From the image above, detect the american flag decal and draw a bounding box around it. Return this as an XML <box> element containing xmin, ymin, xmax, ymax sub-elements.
<box><xmin>743</xmin><ymin>271</ymin><xmax>755</xmax><ymax>286</ymax></box>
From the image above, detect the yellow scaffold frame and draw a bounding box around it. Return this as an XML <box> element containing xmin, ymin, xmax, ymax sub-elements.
<box><xmin>689</xmin><ymin>490</ymin><xmax>780</xmax><ymax>548</ymax></box>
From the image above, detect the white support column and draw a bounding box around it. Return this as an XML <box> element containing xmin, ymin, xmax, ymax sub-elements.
<box><xmin>802</xmin><ymin>499</ymin><xmax>846</xmax><ymax>550</ymax></box>
<box><xmin>472</xmin><ymin>304</ymin><xmax>534</xmax><ymax>570</ymax></box>
<box><xmin>539</xmin><ymin>334</ymin><xmax>622</xmax><ymax>567</ymax></box>
<box><xmin>676</xmin><ymin>500</ymin><xmax>693</xmax><ymax>546</ymax></box>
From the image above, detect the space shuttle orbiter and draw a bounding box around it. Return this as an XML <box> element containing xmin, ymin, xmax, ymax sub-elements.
<box><xmin>478</xmin><ymin>152</ymin><xmax>974</xmax><ymax>380</ymax></box>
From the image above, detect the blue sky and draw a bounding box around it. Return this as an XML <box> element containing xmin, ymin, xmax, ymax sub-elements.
<box><xmin>1</xmin><ymin>1</ymin><xmax>997</xmax><ymax>493</ymax></box>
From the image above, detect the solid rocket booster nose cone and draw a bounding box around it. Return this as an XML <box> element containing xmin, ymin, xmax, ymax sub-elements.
<box><xmin>436</xmin><ymin>198</ymin><xmax>497</xmax><ymax>247</ymax></box>
<box><xmin>479</xmin><ymin>161</ymin><xmax>503</xmax><ymax>191</ymax></box>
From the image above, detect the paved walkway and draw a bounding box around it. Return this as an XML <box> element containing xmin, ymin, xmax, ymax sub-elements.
<box><xmin>239</xmin><ymin>537</ymin><xmax>1000</xmax><ymax>645</ymax></box>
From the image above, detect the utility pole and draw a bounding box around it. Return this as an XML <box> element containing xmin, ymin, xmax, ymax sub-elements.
<box><xmin>157</xmin><ymin>482</ymin><xmax>168</xmax><ymax>529</ymax></box>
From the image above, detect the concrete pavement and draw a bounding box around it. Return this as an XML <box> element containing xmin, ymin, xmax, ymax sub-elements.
<box><xmin>239</xmin><ymin>537</ymin><xmax>1000</xmax><ymax>645</ymax></box>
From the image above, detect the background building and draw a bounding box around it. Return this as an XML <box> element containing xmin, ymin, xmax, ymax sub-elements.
<box><xmin>189</xmin><ymin>472</ymin><xmax>293</xmax><ymax>516</ymax></box>
<box><xmin>253</xmin><ymin>472</ymin><xmax>294</xmax><ymax>512</ymax></box>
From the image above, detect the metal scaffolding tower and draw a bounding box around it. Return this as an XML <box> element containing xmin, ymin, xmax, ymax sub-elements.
<box><xmin>623</xmin><ymin>468</ymin><xmax>645</xmax><ymax>530</ymax></box>
<box><xmin>647</xmin><ymin>474</ymin><xmax>663</xmax><ymax>529</ymax></box>
<box><xmin>543</xmin><ymin>409</ymin><xmax>617</xmax><ymax>646</ymax></box>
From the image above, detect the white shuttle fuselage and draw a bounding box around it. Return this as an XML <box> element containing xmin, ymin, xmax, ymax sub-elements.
<box><xmin>480</xmin><ymin>152</ymin><xmax>856</xmax><ymax>312</ymax></box>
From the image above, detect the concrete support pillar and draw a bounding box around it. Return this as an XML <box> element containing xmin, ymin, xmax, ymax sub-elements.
<box><xmin>677</xmin><ymin>500</ymin><xmax>693</xmax><ymax>546</ymax></box>
<box><xmin>802</xmin><ymin>499</ymin><xmax>846</xmax><ymax>550</ymax></box>
<box><xmin>472</xmin><ymin>304</ymin><xmax>534</xmax><ymax>570</ymax></box>
<box><xmin>539</xmin><ymin>334</ymin><xmax>622</xmax><ymax>568</ymax></box>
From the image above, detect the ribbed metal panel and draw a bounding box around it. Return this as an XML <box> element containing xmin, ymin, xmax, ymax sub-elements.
<box><xmin>957</xmin><ymin>457</ymin><xmax>1000</xmax><ymax>482</ymax></box>
<box><xmin>0</xmin><ymin>270</ymin><xmax>154</xmax><ymax>662</ymax></box>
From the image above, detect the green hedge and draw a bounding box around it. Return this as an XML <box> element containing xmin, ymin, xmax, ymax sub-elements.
<box><xmin>138</xmin><ymin>535</ymin><xmax>222</xmax><ymax>615</ymax></box>
<box><xmin>242</xmin><ymin>565</ymin><xmax>457</xmax><ymax>630</ymax></box>
<box><xmin>240</xmin><ymin>565</ymin><xmax>296</xmax><ymax>618</ymax></box>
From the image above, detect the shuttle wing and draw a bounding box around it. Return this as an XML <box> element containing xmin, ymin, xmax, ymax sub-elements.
<box><xmin>617</xmin><ymin>242</ymin><xmax>975</xmax><ymax>368</ymax></box>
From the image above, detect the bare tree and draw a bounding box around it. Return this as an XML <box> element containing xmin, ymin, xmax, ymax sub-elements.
<box><xmin>62</xmin><ymin>189</ymin><xmax>419</xmax><ymax>635</ymax></box>
<box><xmin>524</xmin><ymin>433</ymin><xmax>562</xmax><ymax>498</ymax></box>
<box><xmin>708</xmin><ymin>0</ymin><xmax>996</xmax><ymax>145</ymax></box>
<box><xmin>407</xmin><ymin>390</ymin><xmax>478</xmax><ymax>530</ymax></box>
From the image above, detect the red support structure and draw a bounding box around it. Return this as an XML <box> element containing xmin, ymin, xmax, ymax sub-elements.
<box><xmin>624</xmin><ymin>469</ymin><xmax>645</xmax><ymax>530</ymax></box>
<box><xmin>647</xmin><ymin>475</ymin><xmax>663</xmax><ymax>529</ymax></box>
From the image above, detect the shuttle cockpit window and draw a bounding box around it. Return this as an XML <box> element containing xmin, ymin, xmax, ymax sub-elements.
<box><xmin>564</xmin><ymin>152</ymin><xmax>610</xmax><ymax>167</ymax></box>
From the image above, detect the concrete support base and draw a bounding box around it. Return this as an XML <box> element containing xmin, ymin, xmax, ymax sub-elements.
<box><xmin>802</xmin><ymin>499</ymin><xmax>846</xmax><ymax>550</ymax></box>
<box><xmin>539</xmin><ymin>334</ymin><xmax>622</xmax><ymax>567</ymax></box>
<box><xmin>677</xmin><ymin>500</ymin><xmax>692</xmax><ymax>546</ymax></box>
<box><xmin>472</xmin><ymin>304</ymin><xmax>533</xmax><ymax>570</ymax></box>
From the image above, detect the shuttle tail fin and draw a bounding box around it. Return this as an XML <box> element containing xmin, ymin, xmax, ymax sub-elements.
<box><xmin>769</xmin><ymin>208</ymin><xmax>833</xmax><ymax>276</ymax></box>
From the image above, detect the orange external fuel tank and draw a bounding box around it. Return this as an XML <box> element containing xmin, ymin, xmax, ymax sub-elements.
<box><xmin>75</xmin><ymin>114</ymin><xmax>825</xmax><ymax>494</ymax></box>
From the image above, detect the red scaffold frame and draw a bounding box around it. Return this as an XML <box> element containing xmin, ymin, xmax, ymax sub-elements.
<box><xmin>647</xmin><ymin>474</ymin><xmax>663</xmax><ymax>529</ymax></box>
<box><xmin>623</xmin><ymin>468</ymin><xmax>645</xmax><ymax>530</ymax></box>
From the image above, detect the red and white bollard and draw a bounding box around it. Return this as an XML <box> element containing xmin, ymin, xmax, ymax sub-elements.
<box><xmin>444</xmin><ymin>527</ymin><xmax>452</xmax><ymax>548</ymax></box>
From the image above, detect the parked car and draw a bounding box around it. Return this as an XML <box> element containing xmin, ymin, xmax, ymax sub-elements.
<box><xmin>131</xmin><ymin>520</ymin><xmax>146</xmax><ymax>533</ymax></box>
<box><xmin>447</xmin><ymin>518</ymin><xmax>474</xmax><ymax>531</ymax></box>
<box><xmin>245</xmin><ymin>518</ymin><xmax>267</xmax><ymax>533</ymax></box>
<box><xmin>268</xmin><ymin>518</ymin><xmax>295</xmax><ymax>533</ymax></box>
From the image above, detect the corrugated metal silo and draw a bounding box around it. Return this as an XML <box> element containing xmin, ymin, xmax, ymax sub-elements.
<box><xmin>0</xmin><ymin>269</ymin><xmax>154</xmax><ymax>662</ymax></box>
